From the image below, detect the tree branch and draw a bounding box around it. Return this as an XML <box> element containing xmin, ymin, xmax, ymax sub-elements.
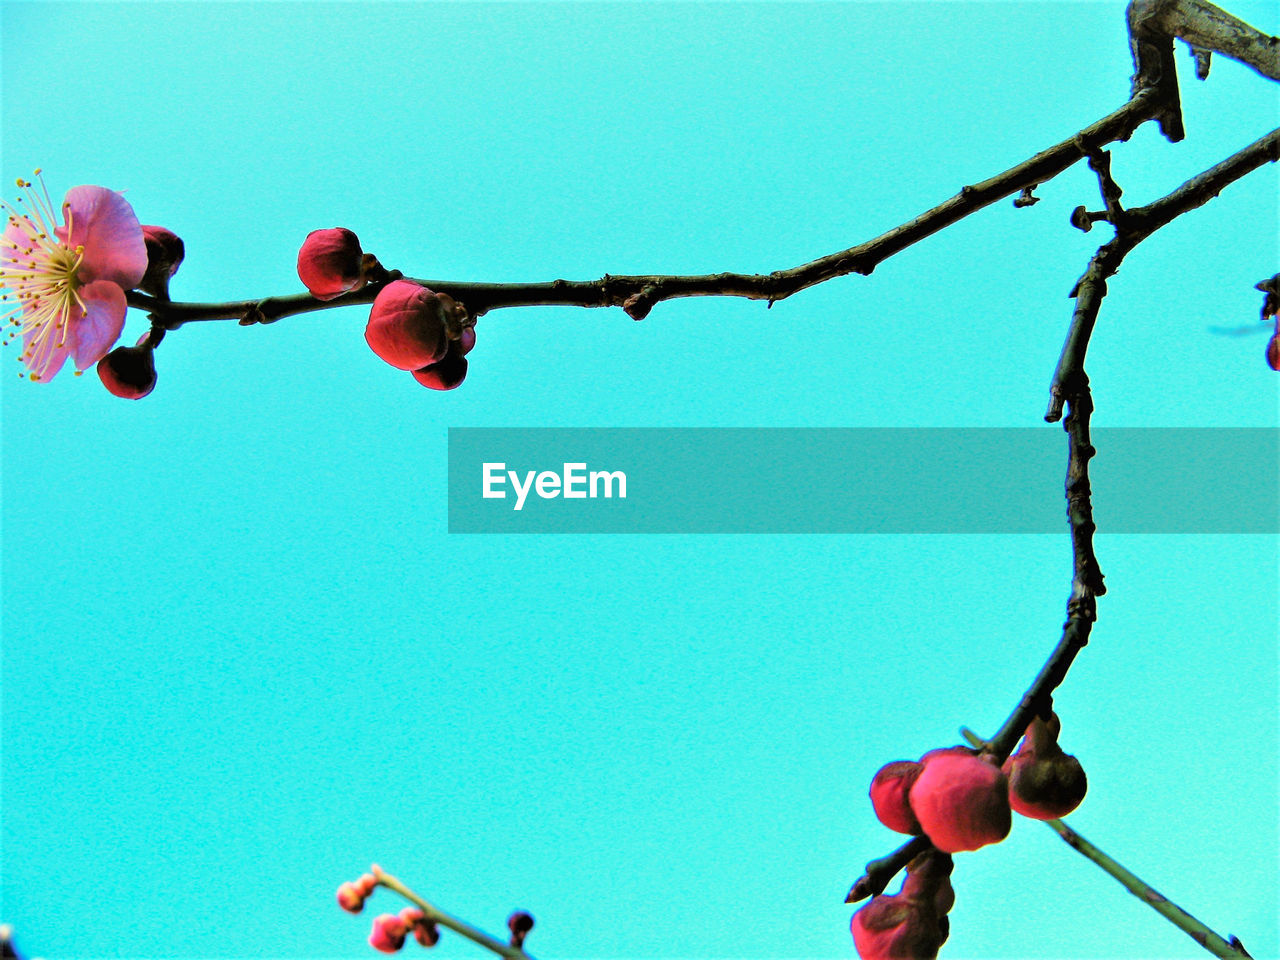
<box><xmin>846</xmin><ymin>122</ymin><xmax>1278</xmax><ymax>929</ymax></box>
<box><xmin>844</xmin><ymin>836</ymin><xmax>932</xmax><ymax>904</ymax></box>
<box><xmin>126</xmin><ymin>92</ymin><xmax>1161</xmax><ymax>330</ymax></box>
<box><xmin>1133</xmin><ymin>0</ymin><xmax>1280</xmax><ymax>81</ymax></box>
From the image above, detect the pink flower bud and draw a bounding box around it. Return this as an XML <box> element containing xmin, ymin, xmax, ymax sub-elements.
<box><xmin>96</xmin><ymin>332</ymin><xmax>157</xmax><ymax>399</ymax></box>
<box><xmin>1003</xmin><ymin>714</ymin><xmax>1088</xmax><ymax>820</ymax></box>
<box><xmin>850</xmin><ymin>851</ymin><xmax>952</xmax><ymax>960</ymax></box>
<box><xmin>366</xmin><ymin>280</ymin><xmax>450</xmax><ymax>370</ymax></box>
<box><xmin>298</xmin><ymin>227</ymin><xmax>367</xmax><ymax>301</ymax></box>
<box><xmin>1267</xmin><ymin>332</ymin><xmax>1279</xmax><ymax>372</ymax></box>
<box><xmin>900</xmin><ymin>849</ymin><xmax>955</xmax><ymax>918</ymax></box>
<box><xmin>357</xmin><ymin>873</ymin><xmax>379</xmax><ymax>897</ymax></box>
<box><xmin>869</xmin><ymin>760</ymin><xmax>923</xmax><ymax>835</ymax></box>
<box><xmin>411</xmin><ymin>338</ymin><xmax>468</xmax><ymax>391</ymax></box>
<box><xmin>369</xmin><ymin>913</ymin><xmax>408</xmax><ymax>953</ymax></box>
<box><xmin>336</xmin><ymin>881</ymin><xmax>365</xmax><ymax>914</ymax></box>
<box><xmin>397</xmin><ymin>908</ymin><xmax>439</xmax><ymax>947</ymax></box>
<box><xmin>137</xmin><ymin>225</ymin><xmax>184</xmax><ymax>299</ymax></box>
<box><xmin>413</xmin><ymin>921</ymin><xmax>440</xmax><ymax>948</ymax></box>
<box><xmin>908</xmin><ymin>749</ymin><xmax>1011</xmax><ymax>853</ymax></box>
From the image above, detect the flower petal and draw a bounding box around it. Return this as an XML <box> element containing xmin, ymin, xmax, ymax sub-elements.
<box><xmin>3</xmin><ymin>214</ymin><xmax>39</xmax><ymax>254</ymax></box>
<box><xmin>59</xmin><ymin>186</ymin><xmax>147</xmax><ymax>289</ymax></box>
<box><xmin>21</xmin><ymin>307</ymin><xmax>77</xmax><ymax>382</ymax></box>
<box><xmin>70</xmin><ymin>280</ymin><xmax>128</xmax><ymax>370</ymax></box>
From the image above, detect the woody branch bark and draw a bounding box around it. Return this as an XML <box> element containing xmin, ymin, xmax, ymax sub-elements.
<box><xmin>985</xmin><ymin>122</ymin><xmax>1280</xmax><ymax>754</ymax></box>
<box><xmin>1130</xmin><ymin>0</ymin><xmax>1280</xmax><ymax>82</ymax></box>
<box><xmin>844</xmin><ymin>126</ymin><xmax>1279</xmax><ymax>930</ymax></box>
<box><xmin>126</xmin><ymin>91</ymin><xmax>1160</xmax><ymax>330</ymax></box>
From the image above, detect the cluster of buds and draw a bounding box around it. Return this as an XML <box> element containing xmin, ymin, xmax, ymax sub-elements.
<box><xmin>337</xmin><ymin>868</ymin><xmax>535</xmax><ymax>957</ymax></box>
<box><xmin>368</xmin><ymin>909</ymin><xmax>440</xmax><ymax>954</ymax></box>
<box><xmin>96</xmin><ymin>225</ymin><xmax>183</xmax><ymax>399</ymax></box>
<box><xmin>869</xmin><ymin>713</ymin><xmax>1086</xmax><ymax>858</ymax></box>
<box><xmin>870</xmin><ymin>746</ymin><xmax>1011</xmax><ymax>853</ymax></box>
<box><xmin>297</xmin><ymin>229</ymin><xmax>476</xmax><ymax>390</ymax></box>
<box><xmin>850</xmin><ymin>850</ymin><xmax>953</xmax><ymax>960</ymax></box>
<box><xmin>857</xmin><ymin>715</ymin><xmax>1087</xmax><ymax>956</ymax></box>
<box><xmin>336</xmin><ymin>873</ymin><xmax>380</xmax><ymax>914</ymax></box>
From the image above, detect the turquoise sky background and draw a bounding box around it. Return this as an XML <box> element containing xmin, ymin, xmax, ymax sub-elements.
<box><xmin>2</xmin><ymin>2</ymin><xmax>1277</xmax><ymax>959</ymax></box>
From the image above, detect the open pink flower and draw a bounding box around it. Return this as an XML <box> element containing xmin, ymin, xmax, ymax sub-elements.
<box><xmin>1</xmin><ymin>172</ymin><xmax>147</xmax><ymax>382</ymax></box>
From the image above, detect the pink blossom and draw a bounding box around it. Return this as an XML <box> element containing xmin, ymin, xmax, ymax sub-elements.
<box><xmin>1</xmin><ymin>172</ymin><xmax>147</xmax><ymax>382</ymax></box>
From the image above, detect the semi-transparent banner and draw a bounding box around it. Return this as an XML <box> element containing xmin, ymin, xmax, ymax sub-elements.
<box><xmin>447</xmin><ymin>428</ymin><xmax>1278</xmax><ymax>533</ymax></box>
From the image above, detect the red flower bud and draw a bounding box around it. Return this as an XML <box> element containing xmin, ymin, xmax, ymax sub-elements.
<box><xmin>1003</xmin><ymin>714</ymin><xmax>1088</xmax><ymax>820</ymax></box>
<box><xmin>369</xmin><ymin>913</ymin><xmax>408</xmax><ymax>953</ymax></box>
<box><xmin>412</xmin><ymin>338</ymin><xmax>468</xmax><ymax>391</ymax></box>
<box><xmin>412</xmin><ymin>919</ymin><xmax>440</xmax><ymax>947</ymax></box>
<box><xmin>357</xmin><ymin>873</ymin><xmax>379</xmax><ymax>897</ymax></box>
<box><xmin>507</xmin><ymin>912</ymin><xmax>534</xmax><ymax>936</ymax></box>
<box><xmin>869</xmin><ymin>761</ymin><xmax>924</xmax><ymax>835</ymax></box>
<box><xmin>138</xmin><ymin>225</ymin><xmax>184</xmax><ymax>299</ymax></box>
<box><xmin>298</xmin><ymin>227</ymin><xmax>367</xmax><ymax>301</ymax></box>
<box><xmin>336</xmin><ymin>881</ymin><xmax>365</xmax><ymax>914</ymax></box>
<box><xmin>96</xmin><ymin>332</ymin><xmax>156</xmax><ymax>399</ymax></box>
<box><xmin>1267</xmin><ymin>332</ymin><xmax>1279</xmax><ymax>372</ymax></box>
<box><xmin>850</xmin><ymin>851</ymin><xmax>952</xmax><ymax>960</ymax></box>
<box><xmin>507</xmin><ymin>910</ymin><xmax>534</xmax><ymax>948</ymax></box>
<box><xmin>366</xmin><ymin>280</ymin><xmax>450</xmax><ymax>370</ymax></box>
<box><xmin>908</xmin><ymin>749</ymin><xmax>1011</xmax><ymax>853</ymax></box>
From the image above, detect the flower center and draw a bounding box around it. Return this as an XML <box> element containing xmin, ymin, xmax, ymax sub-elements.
<box><xmin>1</xmin><ymin>170</ymin><xmax>87</xmax><ymax>380</ymax></box>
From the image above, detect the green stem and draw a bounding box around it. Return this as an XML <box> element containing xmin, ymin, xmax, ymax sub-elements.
<box><xmin>1045</xmin><ymin>821</ymin><xmax>1253</xmax><ymax>959</ymax></box>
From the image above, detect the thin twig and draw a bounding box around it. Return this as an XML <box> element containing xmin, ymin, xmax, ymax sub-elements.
<box><xmin>947</xmin><ymin>740</ymin><xmax>1256</xmax><ymax>960</ymax></box>
<box><xmin>125</xmin><ymin>91</ymin><xmax>1161</xmax><ymax>330</ymax></box>
<box><xmin>844</xmin><ymin>836</ymin><xmax>932</xmax><ymax>904</ymax></box>
<box><xmin>1046</xmin><ymin>821</ymin><xmax>1254</xmax><ymax>959</ymax></box>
